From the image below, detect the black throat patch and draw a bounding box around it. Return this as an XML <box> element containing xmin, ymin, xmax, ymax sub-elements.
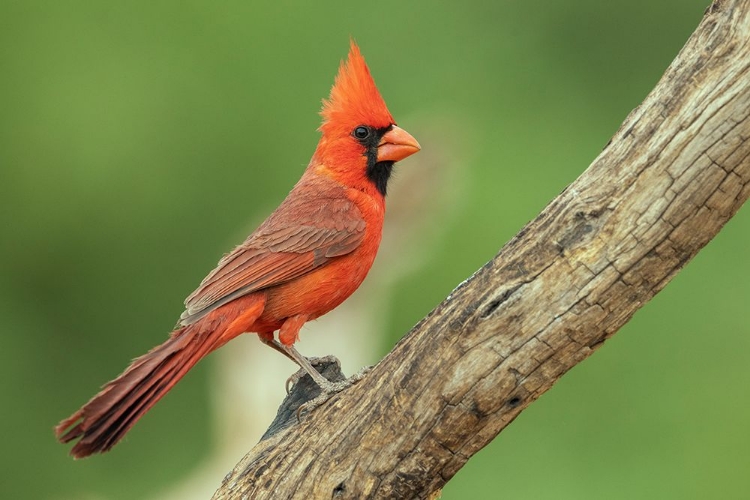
<box><xmin>359</xmin><ymin>125</ymin><xmax>394</xmax><ymax>196</ymax></box>
<box><xmin>366</xmin><ymin>160</ymin><xmax>394</xmax><ymax>197</ymax></box>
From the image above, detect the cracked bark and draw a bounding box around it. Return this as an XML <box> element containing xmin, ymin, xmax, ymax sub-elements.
<box><xmin>213</xmin><ymin>1</ymin><xmax>750</xmax><ymax>498</ymax></box>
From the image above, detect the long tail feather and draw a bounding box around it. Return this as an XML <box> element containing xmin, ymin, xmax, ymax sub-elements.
<box><xmin>55</xmin><ymin>295</ymin><xmax>265</xmax><ymax>458</ymax></box>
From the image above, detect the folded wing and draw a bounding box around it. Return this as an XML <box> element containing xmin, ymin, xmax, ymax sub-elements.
<box><xmin>180</xmin><ymin>181</ymin><xmax>366</xmax><ymax>325</ymax></box>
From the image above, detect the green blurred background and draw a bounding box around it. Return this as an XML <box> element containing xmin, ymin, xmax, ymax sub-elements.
<box><xmin>3</xmin><ymin>1</ymin><xmax>749</xmax><ymax>498</ymax></box>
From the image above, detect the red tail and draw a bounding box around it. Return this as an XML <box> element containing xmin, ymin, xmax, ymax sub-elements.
<box><xmin>56</xmin><ymin>296</ymin><xmax>265</xmax><ymax>458</ymax></box>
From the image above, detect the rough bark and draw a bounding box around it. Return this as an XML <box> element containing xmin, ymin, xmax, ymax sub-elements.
<box><xmin>214</xmin><ymin>1</ymin><xmax>750</xmax><ymax>498</ymax></box>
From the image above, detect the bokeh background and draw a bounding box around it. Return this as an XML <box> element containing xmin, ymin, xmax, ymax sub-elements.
<box><xmin>3</xmin><ymin>1</ymin><xmax>749</xmax><ymax>498</ymax></box>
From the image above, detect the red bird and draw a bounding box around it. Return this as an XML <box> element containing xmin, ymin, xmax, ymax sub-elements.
<box><xmin>56</xmin><ymin>41</ymin><xmax>420</xmax><ymax>458</ymax></box>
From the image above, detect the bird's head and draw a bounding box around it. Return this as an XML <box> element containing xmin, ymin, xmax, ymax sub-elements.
<box><xmin>314</xmin><ymin>41</ymin><xmax>420</xmax><ymax>197</ymax></box>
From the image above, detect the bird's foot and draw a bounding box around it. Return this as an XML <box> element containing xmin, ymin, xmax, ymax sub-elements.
<box><xmin>350</xmin><ymin>364</ymin><xmax>373</xmax><ymax>382</ymax></box>
<box><xmin>285</xmin><ymin>370</ymin><xmax>304</xmax><ymax>394</ymax></box>
<box><xmin>260</xmin><ymin>357</ymin><xmax>372</xmax><ymax>439</ymax></box>
<box><xmin>296</xmin><ymin>377</ymin><xmax>356</xmax><ymax>420</ymax></box>
<box><xmin>289</xmin><ymin>359</ymin><xmax>372</xmax><ymax>420</ymax></box>
<box><xmin>285</xmin><ymin>355</ymin><xmax>344</xmax><ymax>394</ymax></box>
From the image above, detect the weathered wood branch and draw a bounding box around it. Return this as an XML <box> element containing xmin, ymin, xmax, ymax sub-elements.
<box><xmin>214</xmin><ymin>1</ymin><xmax>750</xmax><ymax>498</ymax></box>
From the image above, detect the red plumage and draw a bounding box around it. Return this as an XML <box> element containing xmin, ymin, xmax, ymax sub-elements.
<box><xmin>56</xmin><ymin>41</ymin><xmax>420</xmax><ymax>458</ymax></box>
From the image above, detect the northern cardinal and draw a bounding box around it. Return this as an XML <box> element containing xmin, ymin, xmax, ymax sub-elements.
<box><xmin>56</xmin><ymin>41</ymin><xmax>420</xmax><ymax>458</ymax></box>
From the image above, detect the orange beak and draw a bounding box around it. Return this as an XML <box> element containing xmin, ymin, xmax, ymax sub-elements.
<box><xmin>376</xmin><ymin>125</ymin><xmax>421</xmax><ymax>163</ymax></box>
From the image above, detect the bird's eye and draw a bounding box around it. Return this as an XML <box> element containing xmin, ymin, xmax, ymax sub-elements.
<box><xmin>353</xmin><ymin>126</ymin><xmax>370</xmax><ymax>140</ymax></box>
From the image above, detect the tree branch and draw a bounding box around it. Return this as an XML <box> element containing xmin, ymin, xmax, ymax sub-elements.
<box><xmin>214</xmin><ymin>1</ymin><xmax>750</xmax><ymax>498</ymax></box>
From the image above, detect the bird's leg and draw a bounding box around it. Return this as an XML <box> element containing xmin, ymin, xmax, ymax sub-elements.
<box><xmin>276</xmin><ymin>315</ymin><xmax>333</xmax><ymax>391</ymax></box>
<box><xmin>258</xmin><ymin>332</ymin><xmax>298</xmax><ymax>363</ymax></box>
<box><xmin>278</xmin><ymin>315</ymin><xmax>357</xmax><ymax>398</ymax></box>
<box><xmin>280</xmin><ymin>343</ymin><xmax>342</xmax><ymax>391</ymax></box>
<box><xmin>282</xmin><ymin>344</ymin><xmax>370</xmax><ymax>421</ymax></box>
<box><xmin>259</xmin><ymin>330</ymin><xmax>327</xmax><ymax>392</ymax></box>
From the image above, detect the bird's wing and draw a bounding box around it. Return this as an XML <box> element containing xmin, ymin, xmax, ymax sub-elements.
<box><xmin>179</xmin><ymin>184</ymin><xmax>365</xmax><ymax>325</ymax></box>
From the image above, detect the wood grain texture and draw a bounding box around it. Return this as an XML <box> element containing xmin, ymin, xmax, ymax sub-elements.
<box><xmin>214</xmin><ymin>1</ymin><xmax>750</xmax><ymax>498</ymax></box>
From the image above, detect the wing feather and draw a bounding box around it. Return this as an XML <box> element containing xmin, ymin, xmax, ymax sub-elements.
<box><xmin>179</xmin><ymin>178</ymin><xmax>366</xmax><ymax>325</ymax></box>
